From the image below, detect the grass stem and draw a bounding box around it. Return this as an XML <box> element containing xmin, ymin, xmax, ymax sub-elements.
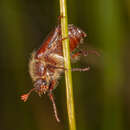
<box><xmin>59</xmin><ymin>0</ymin><xmax>76</xmax><ymax>130</ymax></box>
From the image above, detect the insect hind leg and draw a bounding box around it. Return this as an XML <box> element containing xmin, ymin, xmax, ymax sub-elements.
<box><xmin>71</xmin><ymin>67</ymin><xmax>90</xmax><ymax>72</ymax></box>
<box><xmin>72</xmin><ymin>49</ymin><xmax>100</xmax><ymax>59</ymax></box>
<box><xmin>47</xmin><ymin>64</ymin><xmax>90</xmax><ymax>72</ymax></box>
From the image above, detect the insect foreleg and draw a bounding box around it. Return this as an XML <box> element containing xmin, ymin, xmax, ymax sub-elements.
<box><xmin>48</xmin><ymin>92</ymin><xmax>60</xmax><ymax>122</ymax></box>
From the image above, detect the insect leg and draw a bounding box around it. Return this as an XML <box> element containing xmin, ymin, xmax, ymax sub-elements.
<box><xmin>48</xmin><ymin>91</ymin><xmax>60</xmax><ymax>122</ymax></box>
<box><xmin>47</xmin><ymin>64</ymin><xmax>66</xmax><ymax>70</ymax></box>
<box><xmin>57</xmin><ymin>15</ymin><xmax>65</xmax><ymax>25</ymax></box>
<box><xmin>71</xmin><ymin>52</ymin><xmax>86</xmax><ymax>59</ymax></box>
<box><xmin>48</xmin><ymin>80</ymin><xmax>60</xmax><ymax>122</ymax></box>
<box><xmin>71</xmin><ymin>49</ymin><xmax>88</xmax><ymax>60</ymax></box>
<box><xmin>71</xmin><ymin>49</ymin><xmax>100</xmax><ymax>60</ymax></box>
<box><xmin>71</xmin><ymin>67</ymin><xmax>90</xmax><ymax>72</ymax></box>
<box><xmin>47</xmin><ymin>64</ymin><xmax>90</xmax><ymax>72</ymax></box>
<box><xmin>21</xmin><ymin>88</ymin><xmax>35</xmax><ymax>102</ymax></box>
<box><xmin>86</xmin><ymin>50</ymin><xmax>100</xmax><ymax>56</ymax></box>
<box><xmin>61</xmin><ymin>37</ymin><xmax>69</xmax><ymax>41</ymax></box>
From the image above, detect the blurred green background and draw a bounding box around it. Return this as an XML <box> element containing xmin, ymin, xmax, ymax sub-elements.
<box><xmin>0</xmin><ymin>0</ymin><xmax>129</xmax><ymax>130</ymax></box>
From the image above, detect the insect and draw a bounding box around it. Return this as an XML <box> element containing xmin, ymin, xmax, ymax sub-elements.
<box><xmin>21</xmin><ymin>24</ymin><xmax>99</xmax><ymax>122</ymax></box>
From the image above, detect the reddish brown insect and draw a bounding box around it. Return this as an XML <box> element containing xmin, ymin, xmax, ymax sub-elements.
<box><xmin>21</xmin><ymin>24</ymin><xmax>98</xmax><ymax>122</ymax></box>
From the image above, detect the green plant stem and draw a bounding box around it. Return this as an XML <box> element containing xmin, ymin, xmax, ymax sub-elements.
<box><xmin>59</xmin><ymin>0</ymin><xmax>76</xmax><ymax>130</ymax></box>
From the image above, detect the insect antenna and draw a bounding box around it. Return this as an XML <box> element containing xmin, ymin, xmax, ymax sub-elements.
<box><xmin>48</xmin><ymin>92</ymin><xmax>60</xmax><ymax>122</ymax></box>
<box><xmin>21</xmin><ymin>88</ymin><xmax>35</xmax><ymax>102</ymax></box>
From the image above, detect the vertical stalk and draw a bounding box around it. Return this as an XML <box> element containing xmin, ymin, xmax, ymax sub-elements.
<box><xmin>59</xmin><ymin>0</ymin><xmax>76</xmax><ymax>130</ymax></box>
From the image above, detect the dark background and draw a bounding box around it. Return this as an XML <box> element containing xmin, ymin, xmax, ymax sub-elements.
<box><xmin>0</xmin><ymin>0</ymin><xmax>129</xmax><ymax>130</ymax></box>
